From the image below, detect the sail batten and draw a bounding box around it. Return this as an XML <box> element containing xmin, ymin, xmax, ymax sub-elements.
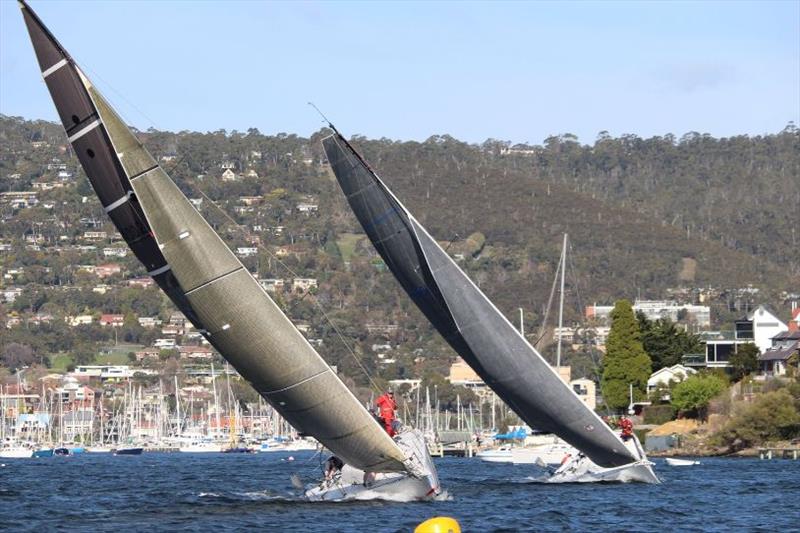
<box><xmin>21</xmin><ymin>1</ymin><xmax>408</xmax><ymax>473</ymax></box>
<box><xmin>324</xmin><ymin>133</ymin><xmax>638</xmax><ymax>468</ymax></box>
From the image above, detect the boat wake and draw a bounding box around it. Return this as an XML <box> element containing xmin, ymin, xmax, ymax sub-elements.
<box><xmin>196</xmin><ymin>490</ymin><xmax>296</xmax><ymax>503</ymax></box>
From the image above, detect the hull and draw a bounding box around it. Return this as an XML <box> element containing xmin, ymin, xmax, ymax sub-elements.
<box><xmin>305</xmin><ymin>467</ymin><xmax>438</xmax><ymax>502</ymax></box>
<box><xmin>477</xmin><ymin>447</ymin><xmax>513</xmax><ymax>463</ymax></box>
<box><xmin>546</xmin><ymin>436</ymin><xmax>659</xmax><ymax>484</ymax></box>
<box><xmin>305</xmin><ymin>429</ymin><xmax>440</xmax><ymax>502</ymax></box>
<box><xmin>86</xmin><ymin>447</ymin><xmax>113</xmax><ymax>453</ymax></box>
<box><xmin>179</xmin><ymin>443</ymin><xmax>224</xmax><ymax>453</ymax></box>
<box><xmin>114</xmin><ymin>447</ymin><xmax>144</xmax><ymax>456</ymax></box>
<box><xmin>665</xmin><ymin>458</ymin><xmax>700</xmax><ymax>466</ymax></box>
<box><xmin>0</xmin><ymin>448</ymin><xmax>34</xmax><ymax>458</ymax></box>
<box><xmin>33</xmin><ymin>448</ymin><xmax>54</xmax><ymax>458</ymax></box>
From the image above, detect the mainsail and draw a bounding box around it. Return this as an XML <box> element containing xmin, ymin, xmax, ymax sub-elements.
<box><xmin>323</xmin><ymin>131</ymin><xmax>638</xmax><ymax>468</ymax></box>
<box><xmin>20</xmin><ymin>1</ymin><xmax>407</xmax><ymax>473</ymax></box>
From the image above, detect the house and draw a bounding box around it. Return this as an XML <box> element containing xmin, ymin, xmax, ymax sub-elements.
<box><xmin>154</xmin><ymin>338</ymin><xmax>177</xmax><ymax>349</ymax></box>
<box><xmin>0</xmin><ymin>191</ymin><xmax>38</xmax><ymax>208</ymax></box>
<box><xmin>586</xmin><ymin>300</ymin><xmax>711</xmax><ymax>327</ymax></box>
<box><xmin>2</xmin><ymin>287</ymin><xmax>23</xmax><ymax>303</ymax></box>
<box><xmin>103</xmin><ymin>247</ymin><xmax>128</xmax><ymax>258</ymax></box>
<box><xmin>759</xmin><ymin>330</ymin><xmax>800</xmax><ymax>377</ymax></box>
<box><xmin>236</xmin><ymin>247</ymin><xmax>258</xmax><ymax>257</ymax></box>
<box><xmin>687</xmin><ymin>305</ymin><xmax>788</xmax><ymax>369</ymax></box>
<box><xmin>99</xmin><ymin>314</ymin><xmax>124</xmax><ymax>327</ymax></box>
<box><xmin>239</xmin><ymin>196</ymin><xmax>262</xmax><ymax>206</ymax></box>
<box><xmin>73</xmin><ymin>365</ymin><xmax>133</xmax><ymax>381</ymax></box>
<box><xmin>221</xmin><ymin>168</ymin><xmax>238</xmax><ymax>181</ymax></box>
<box><xmin>134</xmin><ymin>348</ymin><xmax>160</xmax><ymax>361</ymax></box>
<box><xmin>138</xmin><ymin>316</ymin><xmax>162</xmax><ymax>329</ymax></box>
<box><xmin>258</xmin><ymin>278</ymin><xmax>286</xmax><ymax>293</ymax></box>
<box><xmin>128</xmin><ymin>277</ymin><xmax>155</xmax><ymax>289</ymax></box>
<box><xmin>296</xmin><ymin>203</ymin><xmax>319</xmax><ymax>214</ymax></box>
<box><xmin>647</xmin><ymin>365</ymin><xmax>697</xmax><ymax>399</ymax></box>
<box><xmin>178</xmin><ymin>345</ymin><xmax>214</xmax><ymax>360</ymax></box>
<box><xmin>66</xmin><ymin>314</ymin><xmax>93</xmax><ymax>327</ymax></box>
<box><xmin>244</xmin><ymin>169</ymin><xmax>259</xmax><ymax>179</ymax></box>
<box><xmin>292</xmin><ymin>278</ymin><xmax>318</xmax><ymax>292</ymax></box>
<box><xmin>570</xmin><ymin>378</ymin><xmax>597</xmax><ymax>410</ymax></box>
<box><xmin>95</xmin><ymin>263</ymin><xmax>122</xmax><ymax>278</ymax></box>
<box><xmin>92</xmin><ymin>284</ymin><xmax>111</xmax><ymax>294</ymax></box>
<box><xmin>82</xmin><ymin>230</ymin><xmax>108</xmax><ymax>241</ymax></box>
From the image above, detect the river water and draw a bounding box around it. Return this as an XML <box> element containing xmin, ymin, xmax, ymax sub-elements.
<box><xmin>0</xmin><ymin>452</ymin><xmax>797</xmax><ymax>532</ymax></box>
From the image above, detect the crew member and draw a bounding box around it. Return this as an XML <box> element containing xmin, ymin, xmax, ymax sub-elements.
<box><xmin>375</xmin><ymin>389</ymin><xmax>397</xmax><ymax>437</ymax></box>
<box><xmin>619</xmin><ymin>416</ymin><xmax>634</xmax><ymax>441</ymax></box>
<box><xmin>324</xmin><ymin>455</ymin><xmax>344</xmax><ymax>481</ymax></box>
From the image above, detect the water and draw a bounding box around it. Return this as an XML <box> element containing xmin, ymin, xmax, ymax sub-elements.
<box><xmin>1</xmin><ymin>453</ymin><xmax>797</xmax><ymax>532</ymax></box>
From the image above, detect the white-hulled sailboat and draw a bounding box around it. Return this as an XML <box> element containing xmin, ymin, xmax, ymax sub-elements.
<box><xmin>19</xmin><ymin>1</ymin><xmax>439</xmax><ymax>500</ymax></box>
<box><xmin>322</xmin><ymin>128</ymin><xmax>659</xmax><ymax>484</ymax></box>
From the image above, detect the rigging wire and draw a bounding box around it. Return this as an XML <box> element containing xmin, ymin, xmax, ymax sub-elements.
<box><xmin>533</xmin><ymin>249</ymin><xmax>562</xmax><ymax>350</ymax></box>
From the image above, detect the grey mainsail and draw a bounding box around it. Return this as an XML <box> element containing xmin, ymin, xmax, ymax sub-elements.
<box><xmin>20</xmin><ymin>1</ymin><xmax>407</xmax><ymax>473</ymax></box>
<box><xmin>323</xmin><ymin>132</ymin><xmax>637</xmax><ymax>468</ymax></box>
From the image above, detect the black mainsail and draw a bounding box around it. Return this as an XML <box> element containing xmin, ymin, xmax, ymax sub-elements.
<box><xmin>20</xmin><ymin>1</ymin><xmax>408</xmax><ymax>473</ymax></box>
<box><xmin>323</xmin><ymin>131</ymin><xmax>638</xmax><ymax>468</ymax></box>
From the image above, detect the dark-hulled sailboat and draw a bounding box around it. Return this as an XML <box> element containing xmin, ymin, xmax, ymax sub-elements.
<box><xmin>322</xmin><ymin>129</ymin><xmax>659</xmax><ymax>483</ymax></box>
<box><xmin>19</xmin><ymin>1</ymin><xmax>439</xmax><ymax>500</ymax></box>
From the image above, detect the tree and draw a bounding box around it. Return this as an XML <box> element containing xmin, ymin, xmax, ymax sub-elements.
<box><xmin>671</xmin><ymin>373</ymin><xmax>727</xmax><ymax>419</ymax></box>
<box><xmin>715</xmin><ymin>389</ymin><xmax>800</xmax><ymax>449</ymax></box>
<box><xmin>637</xmin><ymin>313</ymin><xmax>702</xmax><ymax>371</ymax></box>
<box><xmin>1</xmin><ymin>343</ymin><xmax>36</xmax><ymax>371</ymax></box>
<box><xmin>730</xmin><ymin>343</ymin><xmax>759</xmax><ymax>382</ymax></box>
<box><xmin>601</xmin><ymin>300</ymin><xmax>652</xmax><ymax>410</ymax></box>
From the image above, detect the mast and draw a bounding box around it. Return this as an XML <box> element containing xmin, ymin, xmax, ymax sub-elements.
<box><xmin>556</xmin><ymin>233</ymin><xmax>568</xmax><ymax>369</ymax></box>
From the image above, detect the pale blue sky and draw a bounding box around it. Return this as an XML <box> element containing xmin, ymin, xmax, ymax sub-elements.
<box><xmin>1</xmin><ymin>0</ymin><xmax>798</xmax><ymax>144</ymax></box>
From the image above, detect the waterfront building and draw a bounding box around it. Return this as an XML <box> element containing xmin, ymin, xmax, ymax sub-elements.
<box><xmin>586</xmin><ymin>300</ymin><xmax>711</xmax><ymax>327</ymax></box>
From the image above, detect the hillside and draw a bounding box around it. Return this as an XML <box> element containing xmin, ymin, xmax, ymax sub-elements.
<box><xmin>1</xmin><ymin>115</ymin><xmax>797</xmax><ymax>386</ymax></box>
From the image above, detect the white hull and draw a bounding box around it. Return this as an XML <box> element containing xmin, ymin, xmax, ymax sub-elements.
<box><xmin>546</xmin><ymin>436</ymin><xmax>659</xmax><ymax>484</ymax></box>
<box><xmin>665</xmin><ymin>457</ymin><xmax>700</xmax><ymax>466</ymax></box>
<box><xmin>304</xmin><ymin>429</ymin><xmax>440</xmax><ymax>502</ymax></box>
<box><xmin>86</xmin><ymin>447</ymin><xmax>113</xmax><ymax>453</ymax></box>
<box><xmin>0</xmin><ymin>448</ymin><xmax>34</xmax><ymax>458</ymax></box>
<box><xmin>478</xmin><ymin>443</ymin><xmax>574</xmax><ymax>465</ymax></box>
<box><xmin>179</xmin><ymin>443</ymin><xmax>224</xmax><ymax>453</ymax></box>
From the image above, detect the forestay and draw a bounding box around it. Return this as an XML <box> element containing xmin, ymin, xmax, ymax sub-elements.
<box><xmin>323</xmin><ymin>133</ymin><xmax>637</xmax><ymax>468</ymax></box>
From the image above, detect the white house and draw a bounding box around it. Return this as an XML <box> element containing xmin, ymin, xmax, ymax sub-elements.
<box><xmin>748</xmin><ymin>305</ymin><xmax>788</xmax><ymax>353</ymax></box>
<box><xmin>647</xmin><ymin>364</ymin><xmax>697</xmax><ymax>397</ymax></box>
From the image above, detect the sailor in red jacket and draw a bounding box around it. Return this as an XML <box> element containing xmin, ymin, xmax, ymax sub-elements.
<box><xmin>375</xmin><ymin>389</ymin><xmax>397</xmax><ymax>437</ymax></box>
<box><xmin>619</xmin><ymin>416</ymin><xmax>634</xmax><ymax>441</ymax></box>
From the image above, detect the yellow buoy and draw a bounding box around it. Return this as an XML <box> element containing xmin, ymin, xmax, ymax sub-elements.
<box><xmin>414</xmin><ymin>516</ymin><xmax>461</xmax><ymax>533</ymax></box>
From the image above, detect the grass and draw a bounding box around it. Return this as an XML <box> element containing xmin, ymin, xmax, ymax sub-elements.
<box><xmin>49</xmin><ymin>354</ymin><xmax>73</xmax><ymax>372</ymax></box>
<box><xmin>336</xmin><ymin>233</ymin><xmax>363</xmax><ymax>263</ymax></box>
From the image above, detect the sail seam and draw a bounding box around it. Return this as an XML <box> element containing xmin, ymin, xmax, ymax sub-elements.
<box><xmin>129</xmin><ymin>164</ymin><xmax>160</xmax><ymax>182</ymax></box>
<box><xmin>42</xmin><ymin>58</ymin><xmax>68</xmax><ymax>78</ymax></box>
<box><xmin>147</xmin><ymin>264</ymin><xmax>171</xmax><ymax>277</ymax></box>
<box><xmin>103</xmin><ymin>191</ymin><xmax>133</xmax><ymax>213</ymax></box>
<box><xmin>261</xmin><ymin>369</ymin><xmax>330</xmax><ymax>395</ymax></box>
<box><xmin>68</xmin><ymin>119</ymin><xmax>101</xmax><ymax>143</ymax></box>
<box><xmin>184</xmin><ymin>267</ymin><xmax>243</xmax><ymax>295</ymax></box>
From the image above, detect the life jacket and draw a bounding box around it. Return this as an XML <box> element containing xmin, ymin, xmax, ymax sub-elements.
<box><xmin>376</xmin><ymin>394</ymin><xmax>397</xmax><ymax>419</ymax></box>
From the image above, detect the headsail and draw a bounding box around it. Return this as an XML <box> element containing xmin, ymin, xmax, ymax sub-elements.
<box><xmin>20</xmin><ymin>1</ymin><xmax>407</xmax><ymax>473</ymax></box>
<box><xmin>323</xmin><ymin>132</ymin><xmax>638</xmax><ymax>468</ymax></box>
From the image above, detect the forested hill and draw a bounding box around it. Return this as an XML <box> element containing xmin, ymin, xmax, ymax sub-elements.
<box><xmin>1</xmin><ymin>115</ymin><xmax>797</xmax><ymax>327</ymax></box>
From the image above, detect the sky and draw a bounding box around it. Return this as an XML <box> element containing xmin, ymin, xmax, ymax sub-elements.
<box><xmin>1</xmin><ymin>0</ymin><xmax>798</xmax><ymax>145</ymax></box>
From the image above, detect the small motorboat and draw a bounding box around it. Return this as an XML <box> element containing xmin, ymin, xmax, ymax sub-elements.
<box><xmin>113</xmin><ymin>447</ymin><xmax>144</xmax><ymax>456</ymax></box>
<box><xmin>222</xmin><ymin>447</ymin><xmax>255</xmax><ymax>454</ymax></box>
<box><xmin>53</xmin><ymin>447</ymin><xmax>70</xmax><ymax>456</ymax></box>
<box><xmin>665</xmin><ymin>457</ymin><xmax>700</xmax><ymax>466</ymax></box>
<box><xmin>33</xmin><ymin>448</ymin><xmax>54</xmax><ymax>458</ymax></box>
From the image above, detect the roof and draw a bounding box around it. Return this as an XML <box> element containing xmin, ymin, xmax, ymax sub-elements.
<box><xmin>759</xmin><ymin>341</ymin><xmax>799</xmax><ymax>361</ymax></box>
<box><xmin>772</xmin><ymin>330</ymin><xmax>800</xmax><ymax>341</ymax></box>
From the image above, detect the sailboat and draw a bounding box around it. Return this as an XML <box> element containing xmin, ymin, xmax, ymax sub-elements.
<box><xmin>321</xmin><ymin>128</ymin><xmax>659</xmax><ymax>484</ymax></box>
<box><xmin>19</xmin><ymin>1</ymin><xmax>439</xmax><ymax>501</ymax></box>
